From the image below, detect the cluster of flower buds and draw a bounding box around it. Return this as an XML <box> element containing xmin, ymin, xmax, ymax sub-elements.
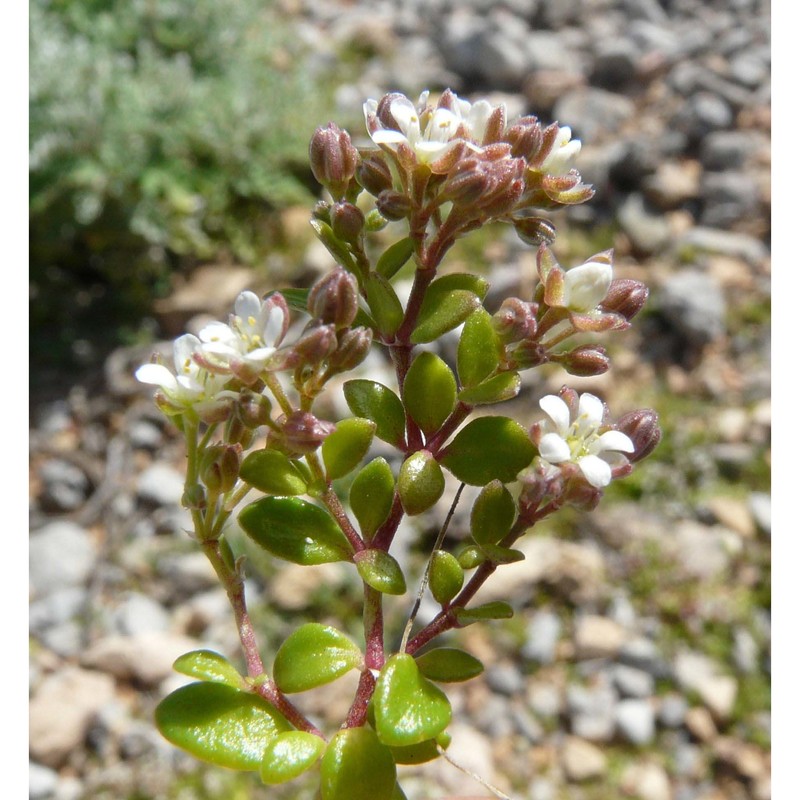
<box><xmin>519</xmin><ymin>388</ymin><xmax>660</xmax><ymax>513</ymax></box>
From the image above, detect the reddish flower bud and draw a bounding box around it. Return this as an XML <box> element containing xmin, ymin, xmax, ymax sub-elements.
<box><xmin>292</xmin><ymin>324</ymin><xmax>338</xmax><ymax>365</ymax></box>
<box><xmin>308</xmin><ymin>268</ymin><xmax>360</xmax><ymax>329</ymax></box>
<box><xmin>376</xmin><ymin>189</ymin><xmax>413</xmax><ymax>220</ymax></box>
<box><xmin>356</xmin><ymin>155</ymin><xmax>393</xmax><ymax>196</ymax></box>
<box><xmin>615</xmin><ymin>408</ymin><xmax>661</xmax><ymax>462</ymax></box>
<box><xmin>309</xmin><ymin>122</ymin><xmax>359</xmax><ymax>200</ymax></box>
<box><xmin>600</xmin><ymin>279</ymin><xmax>649</xmax><ymax>321</ymax></box>
<box><xmin>440</xmin><ymin>158</ymin><xmax>490</xmax><ymax>206</ymax></box>
<box><xmin>330</xmin><ymin>201</ymin><xmax>366</xmax><ymax>245</ymax></box>
<box><xmin>507</xmin><ymin>340</ymin><xmax>548</xmax><ymax>370</ymax></box>
<box><xmin>329</xmin><ymin>326</ymin><xmax>373</xmax><ymax>372</ymax></box>
<box><xmin>200</xmin><ymin>444</ymin><xmax>242</xmax><ymax>494</ymax></box>
<box><xmin>237</xmin><ymin>391</ymin><xmax>273</xmax><ymax>429</ymax></box>
<box><xmin>549</xmin><ymin>345</ymin><xmax>611</xmax><ymax>377</ymax></box>
<box><xmin>511</xmin><ymin>214</ymin><xmax>557</xmax><ymax>247</ymax></box>
<box><xmin>492</xmin><ymin>298</ymin><xmax>538</xmax><ymax>343</ymax></box>
<box><xmin>505</xmin><ymin>116</ymin><xmax>544</xmax><ymax>160</ymax></box>
<box><xmin>273</xmin><ymin>411</ymin><xmax>336</xmax><ymax>456</ymax></box>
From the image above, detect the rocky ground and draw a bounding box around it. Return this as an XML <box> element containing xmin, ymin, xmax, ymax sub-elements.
<box><xmin>30</xmin><ymin>0</ymin><xmax>770</xmax><ymax>798</ymax></box>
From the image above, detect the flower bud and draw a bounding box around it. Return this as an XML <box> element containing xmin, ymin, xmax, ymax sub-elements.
<box><xmin>376</xmin><ymin>189</ymin><xmax>413</xmax><ymax>220</ymax></box>
<box><xmin>615</xmin><ymin>408</ymin><xmax>661</xmax><ymax>462</ymax></box>
<box><xmin>506</xmin><ymin>340</ymin><xmax>548</xmax><ymax>370</ymax></box>
<box><xmin>440</xmin><ymin>159</ymin><xmax>490</xmax><ymax>206</ymax></box>
<box><xmin>309</xmin><ymin>122</ymin><xmax>359</xmax><ymax>199</ymax></box>
<box><xmin>549</xmin><ymin>345</ymin><xmax>610</xmax><ymax>377</ymax></box>
<box><xmin>329</xmin><ymin>326</ymin><xmax>373</xmax><ymax>372</ymax></box>
<box><xmin>356</xmin><ymin>155</ymin><xmax>393</xmax><ymax>196</ymax></box>
<box><xmin>600</xmin><ymin>279</ymin><xmax>649</xmax><ymax>321</ymax></box>
<box><xmin>272</xmin><ymin>411</ymin><xmax>336</xmax><ymax>456</ymax></box>
<box><xmin>292</xmin><ymin>324</ymin><xmax>338</xmax><ymax>365</ymax></box>
<box><xmin>330</xmin><ymin>201</ymin><xmax>365</xmax><ymax>245</ymax></box>
<box><xmin>308</xmin><ymin>268</ymin><xmax>360</xmax><ymax>329</ymax></box>
<box><xmin>505</xmin><ymin>116</ymin><xmax>544</xmax><ymax>160</ymax></box>
<box><xmin>182</xmin><ymin>483</ymin><xmax>207</xmax><ymax>511</ymax></box>
<box><xmin>200</xmin><ymin>444</ymin><xmax>242</xmax><ymax>494</ymax></box>
<box><xmin>492</xmin><ymin>298</ymin><xmax>538</xmax><ymax>344</ymax></box>
<box><xmin>511</xmin><ymin>214</ymin><xmax>557</xmax><ymax>247</ymax></box>
<box><xmin>237</xmin><ymin>391</ymin><xmax>273</xmax><ymax>429</ymax></box>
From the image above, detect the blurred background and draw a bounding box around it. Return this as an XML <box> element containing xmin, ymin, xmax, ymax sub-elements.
<box><xmin>29</xmin><ymin>1</ymin><xmax>770</xmax><ymax>798</ymax></box>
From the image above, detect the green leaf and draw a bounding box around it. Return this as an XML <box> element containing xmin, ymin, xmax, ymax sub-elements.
<box><xmin>440</xmin><ymin>416</ymin><xmax>535</xmax><ymax>485</ymax></box>
<box><xmin>365</xmin><ymin>273</ymin><xmax>404</xmax><ymax>336</ymax></box>
<box><xmin>239</xmin><ymin>450</ymin><xmax>309</xmax><ymax>496</ymax></box>
<box><xmin>322</xmin><ymin>417</ymin><xmax>376</xmax><ymax>480</ymax></box>
<box><xmin>425</xmin><ymin>272</ymin><xmax>490</xmax><ymax>300</ymax></box>
<box><xmin>458</xmin><ymin>372</ymin><xmax>521</xmax><ymax>405</ymax></box>
<box><xmin>415</xmin><ymin>648</ymin><xmax>485</xmax><ymax>683</ymax></box>
<box><xmin>343</xmin><ymin>380</ymin><xmax>406</xmax><ymax>447</ymax></box>
<box><xmin>275</xmin><ymin>287</ymin><xmax>311</xmax><ymax>317</ymax></box>
<box><xmin>457</xmin><ymin>308</ymin><xmax>503</xmax><ymax>388</ymax></box>
<box><xmin>320</xmin><ymin>727</ymin><xmax>397</xmax><ymax>800</ymax></box>
<box><xmin>310</xmin><ymin>218</ymin><xmax>361</xmax><ymax>277</ymax></box>
<box><xmin>349</xmin><ymin>458</ymin><xmax>395</xmax><ymax>539</ymax></box>
<box><xmin>457</xmin><ymin>544</ymin><xmax>486</xmax><ymax>570</ymax></box>
<box><xmin>172</xmin><ymin>650</ymin><xmax>244</xmax><ymax>689</ymax></box>
<box><xmin>239</xmin><ymin>497</ymin><xmax>353</xmax><ymax>565</ymax></box>
<box><xmin>260</xmin><ymin>731</ymin><xmax>326</xmax><ymax>785</ymax></box>
<box><xmin>454</xmin><ymin>601</ymin><xmax>514</xmax><ymax>625</ymax></box>
<box><xmin>402</xmin><ymin>352</ymin><xmax>457</xmax><ymax>434</ymax></box>
<box><xmin>478</xmin><ymin>543</ymin><xmax>526</xmax><ymax>564</ymax></box>
<box><xmin>355</xmin><ymin>550</ymin><xmax>407</xmax><ymax>595</ymax></box>
<box><xmin>470</xmin><ymin>480</ymin><xmax>517</xmax><ymax>546</ymax></box>
<box><xmin>155</xmin><ymin>683</ymin><xmax>291</xmax><ymax>770</ymax></box>
<box><xmin>411</xmin><ymin>289</ymin><xmax>481</xmax><ymax>344</ymax></box>
<box><xmin>373</xmin><ymin>654</ymin><xmax>452</xmax><ymax>747</ymax></box>
<box><xmin>389</xmin><ymin>738</ymin><xmax>442</xmax><ymax>765</ymax></box>
<box><xmin>398</xmin><ymin>451</ymin><xmax>445</xmax><ymax>516</ymax></box>
<box><xmin>428</xmin><ymin>550</ymin><xmax>464</xmax><ymax>606</ymax></box>
<box><xmin>376</xmin><ymin>236</ymin><xmax>415</xmax><ymax>280</ymax></box>
<box><xmin>273</xmin><ymin>623</ymin><xmax>362</xmax><ymax>693</ymax></box>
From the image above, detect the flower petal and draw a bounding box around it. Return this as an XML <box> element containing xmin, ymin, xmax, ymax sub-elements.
<box><xmin>577</xmin><ymin>393</ymin><xmax>605</xmax><ymax>427</ymax></box>
<box><xmin>595</xmin><ymin>430</ymin><xmax>635</xmax><ymax>454</ymax></box>
<box><xmin>538</xmin><ymin>432</ymin><xmax>571</xmax><ymax>463</ymax></box>
<box><xmin>577</xmin><ymin>455</ymin><xmax>612</xmax><ymax>488</ymax></box>
<box><xmin>135</xmin><ymin>364</ymin><xmax>178</xmax><ymax>390</ymax></box>
<box><xmin>234</xmin><ymin>291</ymin><xmax>262</xmax><ymax>321</ymax></box>
<box><xmin>539</xmin><ymin>395</ymin><xmax>570</xmax><ymax>435</ymax></box>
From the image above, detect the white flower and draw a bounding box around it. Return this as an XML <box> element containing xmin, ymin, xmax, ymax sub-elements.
<box><xmin>562</xmin><ymin>255</ymin><xmax>613</xmax><ymax>312</ymax></box>
<box><xmin>136</xmin><ymin>333</ymin><xmax>234</xmax><ymax>416</ymax></box>
<box><xmin>539</xmin><ymin>126</ymin><xmax>582</xmax><ymax>176</ymax></box>
<box><xmin>364</xmin><ymin>91</ymin><xmax>504</xmax><ymax>165</ymax></box>
<box><xmin>537</xmin><ymin>393</ymin><xmax>634</xmax><ymax>488</ymax></box>
<box><xmin>197</xmin><ymin>291</ymin><xmax>286</xmax><ymax>382</ymax></box>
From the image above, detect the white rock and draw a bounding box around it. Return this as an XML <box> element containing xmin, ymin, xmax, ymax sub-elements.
<box><xmin>561</xmin><ymin>736</ymin><xmax>608</xmax><ymax>782</ymax></box>
<box><xmin>674</xmin><ymin>650</ymin><xmax>738</xmax><ymax>719</ymax></box>
<box><xmin>615</xmin><ymin>699</ymin><xmax>656</xmax><ymax>744</ymax></box>
<box><xmin>574</xmin><ymin>615</ymin><xmax>628</xmax><ymax>659</ymax></box>
<box><xmin>29</xmin><ymin>667</ymin><xmax>116</xmax><ymax>768</ymax></box>
<box><xmin>29</xmin><ymin>522</ymin><xmax>97</xmax><ymax>598</ymax></box>
<box><xmin>620</xmin><ymin>761</ymin><xmax>672</xmax><ymax>800</ymax></box>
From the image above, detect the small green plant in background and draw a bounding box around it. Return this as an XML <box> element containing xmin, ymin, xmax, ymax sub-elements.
<box><xmin>137</xmin><ymin>89</ymin><xmax>661</xmax><ymax>798</ymax></box>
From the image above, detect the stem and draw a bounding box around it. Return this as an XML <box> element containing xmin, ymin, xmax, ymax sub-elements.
<box><xmin>370</xmin><ymin>492</ymin><xmax>404</xmax><ymax>551</ymax></box>
<box><xmin>363</xmin><ymin>585</ymin><xmax>385</xmax><ymax>671</ymax></box>
<box><xmin>344</xmin><ymin>668</ymin><xmax>376</xmax><ymax>728</ymax></box>
<box><xmin>426</xmin><ymin>401</ymin><xmax>472</xmax><ymax>455</ymax></box>
<box><xmin>264</xmin><ymin>372</ymin><xmax>295</xmax><ymax>417</ymax></box>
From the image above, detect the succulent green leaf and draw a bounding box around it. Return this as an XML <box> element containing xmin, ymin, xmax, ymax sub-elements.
<box><xmin>322</xmin><ymin>417</ymin><xmax>376</xmax><ymax>481</ymax></box>
<box><xmin>478</xmin><ymin>543</ymin><xmax>526</xmax><ymax>564</ymax></box>
<box><xmin>458</xmin><ymin>372</ymin><xmax>521</xmax><ymax>405</ymax></box>
<box><xmin>389</xmin><ymin>738</ymin><xmax>441</xmax><ymax>765</ymax></box>
<box><xmin>454</xmin><ymin>601</ymin><xmax>514</xmax><ymax>625</ymax></box>
<box><xmin>470</xmin><ymin>480</ymin><xmax>517</xmax><ymax>546</ymax></box>
<box><xmin>457</xmin><ymin>544</ymin><xmax>486</xmax><ymax>570</ymax></box>
<box><xmin>320</xmin><ymin>727</ymin><xmax>397</xmax><ymax>800</ymax></box>
<box><xmin>155</xmin><ymin>682</ymin><xmax>291</xmax><ymax>770</ymax></box>
<box><xmin>428</xmin><ymin>550</ymin><xmax>464</xmax><ymax>606</ymax></box>
<box><xmin>415</xmin><ymin>648</ymin><xmax>485</xmax><ymax>683</ymax></box>
<box><xmin>354</xmin><ymin>549</ymin><xmax>407</xmax><ymax>595</ymax></box>
<box><xmin>365</xmin><ymin>273</ymin><xmax>404</xmax><ymax>336</ymax></box>
<box><xmin>376</xmin><ymin>236</ymin><xmax>415</xmax><ymax>280</ymax></box>
<box><xmin>425</xmin><ymin>272</ymin><xmax>490</xmax><ymax>300</ymax></box>
<box><xmin>172</xmin><ymin>650</ymin><xmax>245</xmax><ymax>689</ymax></box>
<box><xmin>239</xmin><ymin>496</ymin><xmax>353</xmax><ymax>565</ymax></box>
<box><xmin>398</xmin><ymin>451</ymin><xmax>446</xmax><ymax>516</ymax></box>
<box><xmin>373</xmin><ymin>654</ymin><xmax>452</xmax><ymax>747</ymax></box>
<box><xmin>349</xmin><ymin>458</ymin><xmax>395</xmax><ymax>539</ymax></box>
<box><xmin>239</xmin><ymin>450</ymin><xmax>309</xmax><ymax>496</ymax></box>
<box><xmin>411</xmin><ymin>289</ymin><xmax>481</xmax><ymax>344</ymax></box>
<box><xmin>310</xmin><ymin>218</ymin><xmax>360</xmax><ymax>277</ymax></box>
<box><xmin>273</xmin><ymin>623</ymin><xmax>362</xmax><ymax>694</ymax></box>
<box><xmin>343</xmin><ymin>380</ymin><xmax>406</xmax><ymax>447</ymax></box>
<box><xmin>260</xmin><ymin>731</ymin><xmax>326</xmax><ymax>785</ymax></box>
<box><xmin>440</xmin><ymin>416</ymin><xmax>535</xmax><ymax>485</ymax></box>
<box><xmin>402</xmin><ymin>352</ymin><xmax>457</xmax><ymax>434</ymax></box>
<box><xmin>457</xmin><ymin>308</ymin><xmax>503</xmax><ymax>388</ymax></box>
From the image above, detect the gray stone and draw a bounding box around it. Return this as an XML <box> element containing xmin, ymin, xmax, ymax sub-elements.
<box><xmin>700</xmin><ymin>130</ymin><xmax>766</xmax><ymax>171</ymax></box>
<box><xmin>590</xmin><ymin>40</ymin><xmax>641</xmax><ymax>91</ymax></box>
<box><xmin>128</xmin><ymin>420</ymin><xmax>164</xmax><ymax>449</ymax></box>
<box><xmin>612</xmin><ymin>664</ymin><xmax>655</xmax><ymax>698</ymax></box>
<box><xmin>561</xmin><ymin>735</ymin><xmax>608</xmax><ymax>782</ymax></box>
<box><xmin>157</xmin><ymin>551</ymin><xmax>219</xmax><ymax>598</ymax></box>
<box><xmin>659</xmin><ymin>693</ymin><xmax>688</xmax><ymax>728</ymax></box>
<box><xmin>29</xmin><ymin>761</ymin><xmax>59</xmax><ymax>800</ymax></box>
<box><xmin>476</xmin><ymin>32</ymin><xmax>530</xmax><ymax>88</ymax></box>
<box><xmin>658</xmin><ymin>269</ymin><xmax>726</xmax><ymax>348</ymax></box>
<box><xmin>486</xmin><ymin>662</ymin><xmax>525</xmax><ymax>695</ymax></box>
<box><xmin>748</xmin><ymin>492</ymin><xmax>771</xmax><ymax>534</ymax></box>
<box><xmin>729</xmin><ymin>52</ymin><xmax>769</xmax><ymax>89</ymax></box>
<box><xmin>136</xmin><ymin>463</ymin><xmax>185</xmax><ymax>506</ymax></box>
<box><xmin>30</xmin><ymin>522</ymin><xmax>97</xmax><ymax>598</ymax></box>
<box><xmin>617</xmin><ymin>192</ymin><xmax>671</xmax><ymax>255</ymax></box>
<box><xmin>476</xmin><ymin>694</ymin><xmax>515</xmax><ymax>738</ymax></box>
<box><xmin>527</xmin><ymin>681</ymin><xmax>562</xmax><ymax>719</ymax></box>
<box><xmin>110</xmin><ymin>592</ymin><xmax>172</xmax><ymax>636</ymax></box>
<box><xmin>567</xmin><ymin>681</ymin><xmax>618</xmax><ymax>741</ymax></box>
<box><xmin>39</xmin><ymin>620</ymin><xmax>86</xmax><ymax>659</ymax></box>
<box><xmin>38</xmin><ymin>458</ymin><xmax>90</xmax><ymax>511</ymax></box>
<box><xmin>524</xmin><ymin>32</ymin><xmax>579</xmax><ymax>73</ymax></box>
<box><xmin>615</xmin><ymin>698</ymin><xmax>656</xmax><ymax>744</ymax></box>
<box><xmin>700</xmin><ymin>170</ymin><xmax>761</xmax><ymax>228</ymax></box>
<box><xmin>673</xmin><ymin>91</ymin><xmax>734</xmax><ymax>141</ymax></box>
<box><xmin>677</xmin><ymin>226</ymin><xmax>768</xmax><ymax>266</ymax></box>
<box><xmin>522</xmin><ymin>610</ymin><xmax>562</xmax><ymax>664</ymax></box>
<box><xmin>619</xmin><ymin>637</ymin><xmax>670</xmax><ymax>679</ymax></box>
<box><xmin>30</xmin><ymin>587</ymin><xmax>87</xmax><ymax>635</ymax></box>
<box><xmin>510</xmin><ymin>703</ymin><xmax>545</xmax><ymax>743</ymax></box>
<box><xmin>644</xmin><ymin>160</ymin><xmax>701</xmax><ymax>209</ymax></box>
<box><xmin>29</xmin><ymin>667</ymin><xmax>117</xmax><ymax>768</ymax></box>
<box><xmin>674</xmin><ymin>650</ymin><xmax>738</xmax><ymax>719</ymax></box>
<box><xmin>552</xmin><ymin>87</ymin><xmax>636</xmax><ymax>141</ymax></box>
<box><xmin>733</xmin><ymin>628</ymin><xmax>759</xmax><ymax>674</ymax></box>
<box><xmin>621</xmin><ymin>0</ymin><xmax>668</xmax><ymax>23</ymax></box>
<box><xmin>536</xmin><ymin>0</ymin><xmax>582</xmax><ymax>29</ymax></box>
<box><xmin>574</xmin><ymin>615</ymin><xmax>628</xmax><ymax>659</ymax></box>
<box><xmin>620</xmin><ymin>762</ymin><xmax>672</xmax><ymax>800</ymax></box>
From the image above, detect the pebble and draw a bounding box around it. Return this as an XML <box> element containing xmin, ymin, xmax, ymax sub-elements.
<box><xmin>658</xmin><ymin>269</ymin><xmax>727</xmax><ymax>349</ymax></box>
<box><xmin>613</xmin><ymin>664</ymin><xmax>655</xmax><ymax>698</ymax></box>
<box><xmin>136</xmin><ymin>464</ymin><xmax>186</xmax><ymax>507</ymax></box>
<box><xmin>486</xmin><ymin>662</ymin><xmax>526</xmax><ymax>696</ymax></box>
<box><xmin>619</xmin><ymin>637</ymin><xmax>671</xmax><ymax>679</ymax></box>
<box><xmin>29</xmin><ymin>667</ymin><xmax>117</xmax><ymax>768</ymax></box>
<box><xmin>674</xmin><ymin>650</ymin><xmax>738</xmax><ymax>719</ymax></box>
<box><xmin>567</xmin><ymin>681</ymin><xmax>618</xmax><ymax>742</ymax></box>
<box><xmin>110</xmin><ymin>592</ymin><xmax>172</xmax><ymax>636</ymax></box>
<box><xmin>659</xmin><ymin>693</ymin><xmax>689</xmax><ymax>728</ymax></box>
<box><xmin>560</xmin><ymin>736</ymin><xmax>608</xmax><ymax>782</ymax></box>
<box><xmin>620</xmin><ymin>761</ymin><xmax>672</xmax><ymax>800</ymax></box>
<box><xmin>676</xmin><ymin>226</ymin><xmax>768</xmax><ymax>267</ymax></box>
<box><xmin>522</xmin><ymin>610</ymin><xmax>562</xmax><ymax>664</ymax></box>
<box><xmin>574</xmin><ymin>615</ymin><xmax>628</xmax><ymax>660</ymax></box>
<box><xmin>29</xmin><ymin>761</ymin><xmax>59</xmax><ymax>800</ymax></box>
<box><xmin>38</xmin><ymin>458</ymin><xmax>91</xmax><ymax>511</ymax></box>
<box><xmin>748</xmin><ymin>492</ymin><xmax>771</xmax><ymax>534</ymax></box>
<box><xmin>617</xmin><ymin>192</ymin><xmax>672</xmax><ymax>255</ymax></box>
<box><xmin>29</xmin><ymin>522</ymin><xmax>98</xmax><ymax>598</ymax></box>
<box><xmin>616</xmin><ymin>698</ymin><xmax>656</xmax><ymax>745</ymax></box>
